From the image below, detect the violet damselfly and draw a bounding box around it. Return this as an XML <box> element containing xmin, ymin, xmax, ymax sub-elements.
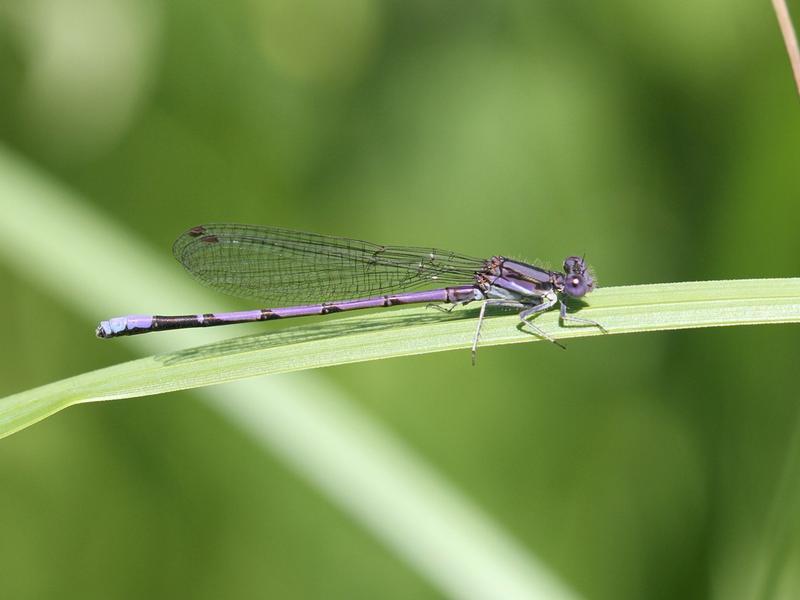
<box><xmin>97</xmin><ymin>224</ymin><xmax>605</xmax><ymax>362</ymax></box>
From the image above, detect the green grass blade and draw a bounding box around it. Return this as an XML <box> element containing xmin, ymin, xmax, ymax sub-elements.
<box><xmin>2</xmin><ymin>277</ymin><xmax>799</xmax><ymax>439</ymax></box>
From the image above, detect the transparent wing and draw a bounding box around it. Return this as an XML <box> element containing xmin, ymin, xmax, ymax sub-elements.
<box><xmin>172</xmin><ymin>224</ymin><xmax>485</xmax><ymax>304</ymax></box>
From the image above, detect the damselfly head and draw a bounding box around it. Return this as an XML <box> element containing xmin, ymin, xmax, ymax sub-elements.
<box><xmin>561</xmin><ymin>256</ymin><xmax>595</xmax><ymax>297</ymax></box>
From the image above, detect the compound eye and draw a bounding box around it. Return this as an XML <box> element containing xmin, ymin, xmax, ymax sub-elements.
<box><xmin>563</xmin><ymin>256</ymin><xmax>585</xmax><ymax>274</ymax></box>
<box><xmin>565</xmin><ymin>274</ymin><xmax>588</xmax><ymax>297</ymax></box>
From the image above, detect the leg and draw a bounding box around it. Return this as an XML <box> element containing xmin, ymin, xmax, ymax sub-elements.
<box><xmin>471</xmin><ymin>300</ymin><xmax>525</xmax><ymax>365</ymax></box>
<box><xmin>519</xmin><ymin>299</ymin><xmax>566</xmax><ymax>349</ymax></box>
<box><xmin>559</xmin><ymin>301</ymin><xmax>608</xmax><ymax>334</ymax></box>
<box><xmin>471</xmin><ymin>302</ymin><xmax>488</xmax><ymax>365</ymax></box>
<box><xmin>425</xmin><ymin>303</ymin><xmax>457</xmax><ymax>313</ymax></box>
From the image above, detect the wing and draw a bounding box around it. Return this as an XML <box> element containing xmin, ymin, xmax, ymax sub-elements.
<box><xmin>172</xmin><ymin>224</ymin><xmax>484</xmax><ymax>304</ymax></box>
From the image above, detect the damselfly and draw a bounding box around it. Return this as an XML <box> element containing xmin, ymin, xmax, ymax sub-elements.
<box><xmin>97</xmin><ymin>224</ymin><xmax>605</xmax><ymax>362</ymax></box>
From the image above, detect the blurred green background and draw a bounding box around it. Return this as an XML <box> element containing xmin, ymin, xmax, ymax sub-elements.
<box><xmin>1</xmin><ymin>0</ymin><xmax>800</xmax><ymax>598</ymax></box>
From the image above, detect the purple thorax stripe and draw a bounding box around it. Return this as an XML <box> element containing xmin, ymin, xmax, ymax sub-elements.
<box><xmin>500</xmin><ymin>259</ymin><xmax>553</xmax><ymax>284</ymax></box>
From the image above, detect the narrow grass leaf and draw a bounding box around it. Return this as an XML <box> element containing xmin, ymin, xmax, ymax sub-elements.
<box><xmin>2</xmin><ymin>278</ymin><xmax>799</xmax><ymax>439</ymax></box>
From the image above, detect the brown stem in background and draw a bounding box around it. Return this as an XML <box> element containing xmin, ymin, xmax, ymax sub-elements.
<box><xmin>772</xmin><ymin>0</ymin><xmax>800</xmax><ymax>97</ymax></box>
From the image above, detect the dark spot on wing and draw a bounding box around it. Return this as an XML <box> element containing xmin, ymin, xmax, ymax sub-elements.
<box><xmin>201</xmin><ymin>235</ymin><xmax>219</xmax><ymax>244</ymax></box>
<box><xmin>188</xmin><ymin>226</ymin><xmax>206</xmax><ymax>237</ymax></box>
